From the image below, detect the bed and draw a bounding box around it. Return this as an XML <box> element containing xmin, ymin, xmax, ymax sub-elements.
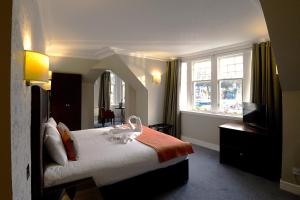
<box><xmin>31</xmin><ymin>86</ymin><xmax>190</xmax><ymax>199</ymax></box>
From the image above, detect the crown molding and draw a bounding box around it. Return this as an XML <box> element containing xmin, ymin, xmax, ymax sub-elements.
<box><xmin>47</xmin><ymin>51</ymin><xmax>99</xmax><ymax>60</ymax></box>
<box><xmin>112</xmin><ymin>48</ymin><xmax>169</xmax><ymax>62</ymax></box>
<box><xmin>181</xmin><ymin>41</ymin><xmax>252</xmax><ymax>61</ymax></box>
<box><xmin>95</xmin><ymin>47</ymin><xmax>116</xmax><ymax>60</ymax></box>
<box><xmin>181</xmin><ymin>37</ymin><xmax>269</xmax><ymax>60</ymax></box>
<box><xmin>45</xmin><ymin>38</ymin><xmax>269</xmax><ymax>62</ymax></box>
<box><xmin>46</xmin><ymin>40</ymin><xmax>170</xmax><ymax>61</ymax></box>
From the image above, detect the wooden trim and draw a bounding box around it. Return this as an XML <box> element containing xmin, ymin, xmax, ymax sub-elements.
<box><xmin>280</xmin><ymin>180</ymin><xmax>300</xmax><ymax>196</ymax></box>
<box><xmin>181</xmin><ymin>136</ymin><xmax>220</xmax><ymax>151</ymax></box>
<box><xmin>0</xmin><ymin>0</ymin><xmax>13</xmax><ymax>199</ymax></box>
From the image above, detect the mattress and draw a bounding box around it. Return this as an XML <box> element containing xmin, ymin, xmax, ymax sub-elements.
<box><xmin>44</xmin><ymin>127</ymin><xmax>187</xmax><ymax>187</ymax></box>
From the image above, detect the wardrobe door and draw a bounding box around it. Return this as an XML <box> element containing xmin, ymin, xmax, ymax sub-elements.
<box><xmin>51</xmin><ymin>73</ymin><xmax>82</xmax><ymax>130</ymax></box>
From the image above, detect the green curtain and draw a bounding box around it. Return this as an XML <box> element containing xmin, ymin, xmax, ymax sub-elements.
<box><xmin>98</xmin><ymin>71</ymin><xmax>111</xmax><ymax>123</ymax></box>
<box><xmin>163</xmin><ymin>59</ymin><xmax>181</xmax><ymax>138</ymax></box>
<box><xmin>252</xmin><ymin>41</ymin><xmax>282</xmax><ymax>177</ymax></box>
<box><xmin>252</xmin><ymin>41</ymin><xmax>282</xmax><ymax>134</ymax></box>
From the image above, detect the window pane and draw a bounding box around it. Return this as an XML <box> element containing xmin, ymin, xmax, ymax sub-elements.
<box><xmin>110</xmin><ymin>73</ymin><xmax>115</xmax><ymax>105</ymax></box>
<box><xmin>110</xmin><ymin>73</ymin><xmax>115</xmax><ymax>84</ymax></box>
<box><xmin>192</xmin><ymin>60</ymin><xmax>211</xmax><ymax>81</ymax></box>
<box><xmin>193</xmin><ymin>81</ymin><xmax>211</xmax><ymax>111</ymax></box>
<box><xmin>219</xmin><ymin>54</ymin><xmax>243</xmax><ymax>79</ymax></box>
<box><xmin>122</xmin><ymin>81</ymin><xmax>125</xmax><ymax>103</ymax></box>
<box><xmin>219</xmin><ymin>79</ymin><xmax>243</xmax><ymax>114</ymax></box>
<box><xmin>110</xmin><ymin>85</ymin><xmax>115</xmax><ymax>105</ymax></box>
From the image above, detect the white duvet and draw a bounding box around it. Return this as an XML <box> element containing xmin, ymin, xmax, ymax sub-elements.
<box><xmin>44</xmin><ymin>127</ymin><xmax>187</xmax><ymax>187</ymax></box>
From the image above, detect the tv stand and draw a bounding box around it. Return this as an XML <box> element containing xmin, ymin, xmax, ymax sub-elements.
<box><xmin>246</xmin><ymin>122</ymin><xmax>268</xmax><ymax>131</ymax></box>
<box><xmin>219</xmin><ymin>121</ymin><xmax>279</xmax><ymax>180</ymax></box>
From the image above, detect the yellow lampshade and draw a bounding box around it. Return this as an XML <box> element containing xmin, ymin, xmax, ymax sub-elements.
<box><xmin>24</xmin><ymin>50</ymin><xmax>49</xmax><ymax>84</ymax></box>
<box><xmin>152</xmin><ymin>72</ymin><xmax>161</xmax><ymax>84</ymax></box>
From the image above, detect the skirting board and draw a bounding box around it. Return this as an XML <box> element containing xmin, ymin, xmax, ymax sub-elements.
<box><xmin>181</xmin><ymin>136</ymin><xmax>220</xmax><ymax>152</ymax></box>
<box><xmin>280</xmin><ymin>179</ymin><xmax>300</xmax><ymax>196</ymax></box>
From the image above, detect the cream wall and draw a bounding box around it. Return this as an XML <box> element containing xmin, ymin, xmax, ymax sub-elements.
<box><xmin>11</xmin><ymin>0</ymin><xmax>45</xmax><ymax>199</ymax></box>
<box><xmin>181</xmin><ymin>112</ymin><xmax>241</xmax><ymax>150</ymax></box>
<box><xmin>82</xmin><ymin>81</ymin><xmax>94</xmax><ymax>129</ymax></box>
<box><xmin>119</xmin><ymin>55</ymin><xmax>167</xmax><ymax>125</ymax></box>
<box><xmin>281</xmin><ymin>91</ymin><xmax>300</xmax><ymax>184</ymax></box>
<box><xmin>260</xmin><ymin>0</ymin><xmax>300</xmax><ymax>191</ymax></box>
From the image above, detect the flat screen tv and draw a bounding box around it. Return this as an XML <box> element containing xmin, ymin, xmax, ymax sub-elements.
<box><xmin>243</xmin><ymin>102</ymin><xmax>268</xmax><ymax>130</ymax></box>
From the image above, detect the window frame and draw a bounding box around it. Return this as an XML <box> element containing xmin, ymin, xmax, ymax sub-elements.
<box><xmin>191</xmin><ymin>59</ymin><xmax>212</xmax><ymax>111</ymax></box>
<box><xmin>182</xmin><ymin>46</ymin><xmax>252</xmax><ymax>117</ymax></box>
<box><xmin>217</xmin><ymin>53</ymin><xmax>244</xmax><ymax>114</ymax></box>
<box><xmin>110</xmin><ymin>73</ymin><xmax>125</xmax><ymax>107</ymax></box>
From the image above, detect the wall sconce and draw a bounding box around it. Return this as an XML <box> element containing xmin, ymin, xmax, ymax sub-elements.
<box><xmin>24</xmin><ymin>50</ymin><xmax>49</xmax><ymax>86</ymax></box>
<box><xmin>42</xmin><ymin>81</ymin><xmax>51</xmax><ymax>91</ymax></box>
<box><xmin>42</xmin><ymin>71</ymin><xmax>52</xmax><ymax>91</ymax></box>
<box><xmin>152</xmin><ymin>72</ymin><xmax>161</xmax><ymax>85</ymax></box>
<box><xmin>48</xmin><ymin>71</ymin><xmax>52</xmax><ymax>80</ymax></box>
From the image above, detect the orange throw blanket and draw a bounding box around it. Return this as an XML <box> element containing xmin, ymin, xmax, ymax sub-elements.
<box><xmin>136</xmin><ymin>126</ymin><xmax>194</xmax><ymax>162</ymax></box>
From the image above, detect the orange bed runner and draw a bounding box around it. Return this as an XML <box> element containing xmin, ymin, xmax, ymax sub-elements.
<box><xmin>136</xmin><ymin>126</ymin><xmax>194</xmax><ymax>162</ymax></box>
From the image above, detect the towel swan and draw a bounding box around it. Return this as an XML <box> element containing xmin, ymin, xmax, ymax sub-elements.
<box><xmin>109</xmin><ymin>115</ymin><xmax>143</xmax><ymax>143</ymax></box>
<box><xmin>127</xmin><ymin>115</ymin><xmax>143</xmax><ymax>133</ymax></box>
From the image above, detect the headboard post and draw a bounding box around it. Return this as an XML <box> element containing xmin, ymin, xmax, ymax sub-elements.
<box><xmin>31</xmin><ymin>86</ymin><xmax>49</xmax><ymax>200</ymax></box>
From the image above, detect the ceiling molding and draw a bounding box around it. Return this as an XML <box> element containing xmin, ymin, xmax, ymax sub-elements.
<box><xmin>47</xmin><ymin>42</ymin><xmax>170</xmax><ymax>61</ymax></box>
<box><xmin>181</xmin><ymin>38</ymin><xmax>268</xmax><ymax>60</ymax></box>
<box><xmin>48</xmin><ymin>52</ymin><xmax>99</xmax><ymax>61</ymax></box>
<box><xmin>112</xmin><ymin>48</ymin><xmax>169</xmax><ymax>62</ymax></box>
<box><xmin>95</xmin><ymin>47</ymin><xmax>116</xmax><ymax>60</ymax></box>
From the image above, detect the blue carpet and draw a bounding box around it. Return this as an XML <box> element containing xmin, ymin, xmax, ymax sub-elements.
<box><xmin>153</xmin><ymin>145</ymin><xmax>300</xmax><ymax>200</ymax></box>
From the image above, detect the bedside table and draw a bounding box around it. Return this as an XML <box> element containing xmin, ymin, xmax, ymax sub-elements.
<box><xmin>43</xmin><ymin>178</ymin><xmax>103</xmax><ymax>200</ymax></box>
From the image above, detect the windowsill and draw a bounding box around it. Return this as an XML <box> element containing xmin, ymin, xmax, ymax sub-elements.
<box><xmin>181</xmin><ymin>110</ymin><xmax>242</xmax><ymax>120</ymax></box>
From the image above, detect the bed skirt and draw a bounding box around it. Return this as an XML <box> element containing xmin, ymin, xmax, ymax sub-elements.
<box><xmin>100</xmin><ymin>159</ymin><xmax>189</xmax><ymax>199</ymax></box>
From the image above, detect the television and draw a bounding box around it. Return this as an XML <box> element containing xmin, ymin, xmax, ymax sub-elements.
<box><xmin>243</xmin><ymin>102</ymin><xmax>268</xmax><ymax>130</ymax></box>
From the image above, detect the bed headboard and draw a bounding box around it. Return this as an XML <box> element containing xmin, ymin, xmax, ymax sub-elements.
<box><xmin>31</xmin><ymin>85</ymin><xmax>49</xmax><ymax>200</ymax></box>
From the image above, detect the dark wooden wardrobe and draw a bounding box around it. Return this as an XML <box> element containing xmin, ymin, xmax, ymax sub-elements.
<box><xmin>51</xmin><ymin>73</ymin><xmax>82</xmax><ymax>130</ymax></box>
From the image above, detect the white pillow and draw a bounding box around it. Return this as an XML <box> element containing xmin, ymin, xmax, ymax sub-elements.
<box><xmin>44</xmin><ymin>124</ymin><xmax>68</xmax><ymax>165</ymax></box>
<box><xmin>47</xmin><ymin>117</ymin><xmax>57</xmax><ymax>127</ymax></box>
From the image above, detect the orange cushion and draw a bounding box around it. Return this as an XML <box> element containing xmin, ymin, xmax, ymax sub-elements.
<box><xmin>57</xmin><ymin>123</ymin><xmax>77</xmax><ymax>161</ymax></box>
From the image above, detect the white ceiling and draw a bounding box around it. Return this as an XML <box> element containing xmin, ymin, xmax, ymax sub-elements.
<box><xmin>38</xmin><ymin>0</ymin><xmax>268</xmax><ymax>60</ymax></box>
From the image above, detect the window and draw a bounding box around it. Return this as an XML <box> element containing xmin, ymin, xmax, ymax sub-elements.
<box><xmin>110</xmin><ymin>73</ymin><xmax>116</xmax><ymax>105</ymax></box>
<box><xmin>121</xmin><ymin>80</ymin><xmax>125</xmax><ymax>103</ymax></box>
<box><xmin>180</xmin><ymin>48</ymin><xmax>251</xmax><ymax>116</ymax></box>
<box><xmin>110</xmin><ymin>72</ymin><xmax>125</xmax><ymax>106</ymax></box>
<box><xmin>218</xmin><ymin>54</ymin><xmax>243</xmax><ymax>114</ymax></box>
<box><xmin>192</xmin><ymin>60</ymin><xmax>211</xmax><ymax>111</ymax></box>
